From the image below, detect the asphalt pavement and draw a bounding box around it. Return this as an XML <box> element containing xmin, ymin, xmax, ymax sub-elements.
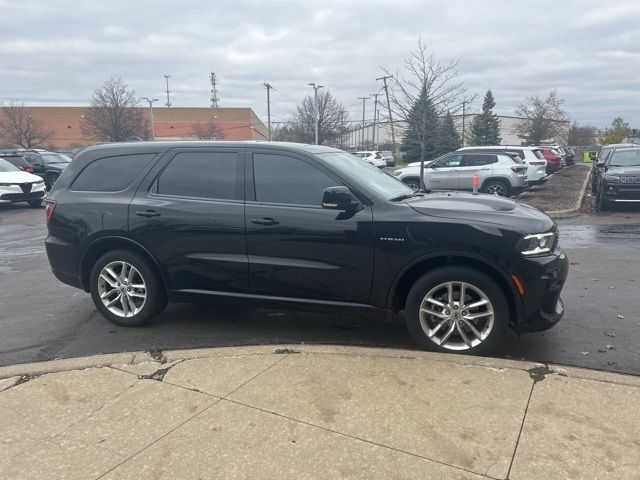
<box><xmin>1</xmin><ymin>202</ymin><xmax>639</xmax><ymax>375</ymax></box>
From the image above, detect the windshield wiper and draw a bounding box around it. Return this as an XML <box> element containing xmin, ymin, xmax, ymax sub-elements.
<box><xmin>389</xmin><ymin>192</ymin><xmax>424</xmax><ymax>201</ymax></box>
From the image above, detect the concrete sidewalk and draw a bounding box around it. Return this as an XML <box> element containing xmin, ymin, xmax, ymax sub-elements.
<box><xmin>0</xmin><ymin>345</ymin><xmax>638</xmax><ymax>479</ymax></box>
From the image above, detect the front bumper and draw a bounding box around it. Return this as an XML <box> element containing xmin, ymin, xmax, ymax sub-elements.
<box><xmin>601</xmin><ymin>183</ymin><xmax>640</xmax><ymax>202</ymax></box>
<box><xmin>515</xmin><ymin>246</ymin><xmax>569</xmax><ymax>333</ymax></box>
<box><xmin>0</xmin><ymin>188</ymin><xmax>45</xmax><ymax>204</ymax></box>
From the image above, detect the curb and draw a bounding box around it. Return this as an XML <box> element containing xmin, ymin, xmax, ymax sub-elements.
<box><xmin>546</xmin><ymin>164</ymin><xmax>591</xmax><ymax>219</ymax></box>
<box><xmin>1</xmin><ymin>344</ymin><xmax>639</xmax><ymax>389</ymax></box>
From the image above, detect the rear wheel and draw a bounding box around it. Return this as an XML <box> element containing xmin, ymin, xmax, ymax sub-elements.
<box><xmin>482</xmin><ymin>180</ymin><xmax>510</xmax><ymax>197</ymax></box>
<box><xmin>405</xmin><ymin>267</ymin><xmax>508</xmax><ymax>355</ymax></box>
<box><xmin>90</xmin><ymin>249</ymin><xmax>167</xmax><ymax>327</ymax></box>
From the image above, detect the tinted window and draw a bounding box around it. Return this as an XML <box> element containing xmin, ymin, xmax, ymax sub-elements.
<box><xmin>72</xmin><ymin>154</ymin><xmax>156</xmax><ymax>192</ymax></box>
<box><xmin>2</xmin><ymin>156</ymin><xmax>29</xmax><ymax>168</ymax></box>
<box><xmin>532</xmin><ymin>149</ymin><xmax>545</xmax><ymax>160</ymax></box>
<box><xmin>253</xmin><ymin>153</ymin><xmax>337</xmax><ymax>206</ymax></box>
<box><xmin>460</xmin><ymin>154</ymin><xmax>494</xmax><ymax>167</ymax></box>
<box><xmin>157</xmin><ymin>151</ymin><xmax>238</xmax><ymax>199</ymax></box>
<box><xmin>0</xmin><ymin>158</ymin><xmax>20</xmax><ymax>172</ymax></box>
<box><xmin>41</xmin><ymin>153</ymin><xmax>72</xmax><ymax>164</ymax></box>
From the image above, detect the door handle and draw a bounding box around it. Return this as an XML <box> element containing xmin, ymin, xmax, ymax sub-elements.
<box><xmin>251</xmin><ymin>217</ymin><xmax>279</xmax><ymax>226</ymax></box>
<box><xmin>135</xmin><ymin>210</ymin><xmax>161</xmax><ymax>218</ymax></box>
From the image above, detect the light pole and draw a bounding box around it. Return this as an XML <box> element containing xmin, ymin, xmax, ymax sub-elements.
<box><xmin>263</xmin><ymin>82</ymin><xmax>272</xmax><ymax>140</ymax></box>
<box><xmin>308</xmin><ymin>83</ymin><xmax>323</xmax><ymax>145</ymax></box>
<box><xmin>163</xmin><ymin>75</ymin><xmax>171</xmax><ymax>107</ymax></box>
<box><xmin>377</xmin><ymin>75</ymin><xmax>396</xmax><ymax>153</ymax></box>
<box><xmin>141</xmin><ymin>97</ymin><xmax>159</xmax><ymax>140</ymax></box>
<box><xmin>370</xmin><ymin>93</ymin><xmax>381</xmax><ymax>150</ymax></box>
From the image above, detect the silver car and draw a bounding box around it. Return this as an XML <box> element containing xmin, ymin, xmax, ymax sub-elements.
<box><xmin>393</xmin><ymin>152</ymin><xmax>527</xmax><ymax>197</ymax></box>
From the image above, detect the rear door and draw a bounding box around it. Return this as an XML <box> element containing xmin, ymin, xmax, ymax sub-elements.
<box><xmin>457</xmin><ymin>154</ymin><xmax>495</xmax><ymax>190</ymax></box>
<box><xmin>245</xmin><ymin>148</ymin><xmax>374</xmax><ymax>303</ymax></box>
<box><xmin>425</xmin><ymin>153</ymin><xmax>462</xmax><ymax>190</ymax></box>
<box><xmin>128</xmin><ymin>148</ymin><xmax>247</xmax><ymax>293</ymax></box>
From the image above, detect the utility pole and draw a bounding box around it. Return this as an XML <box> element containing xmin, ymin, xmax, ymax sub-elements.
<box><xmin>377</xmin><ymin>75</ymin><xmax>396</xmax><ymax>153</ymax></box>
<box><xmin>141</xmin><ymin>97</ymin><xmax>159</xmax><ymax>140</ymax></box>
<box><xmin>263</xmin><ymin>82</ymin><xmax>272</xmax><ymax>140</ymax></box>
<box><xmin>210</xmin><ymin>72</ymin><xmax>219</xmax><ymax>108</ymax></box>
<box><xmin>163</xmin><ymin>74</ymin><xmax>172</xmax><ymax>107</ymax></box>
<box><xmin>461</xmin><ymin>99</ymin><xmax>468</xmax><ymax>147</ymax></box>
<box><xmin>370</xmin><ymin>93</ymin><xmax>382</xmax><ymax>150</ymax></box>
<box><xmin>358</xmin><ymin>96</ymin><xmax>369</xmax><ymax>149</ymax></box>
<box><xmin>309</xmin><ymin>83</ymin><xmax>324</xmax><ymax>145</ymax></box>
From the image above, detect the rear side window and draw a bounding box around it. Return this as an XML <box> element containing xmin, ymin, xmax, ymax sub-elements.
<box><xmin>532</xmin><ymin>149</ymin><xmax>545</xmax><ymax>160</ymax></box>
<box><xmin>460</xmin><ymin>154</ymin><xmax>496</xmax><ymax>166</ymax></box>
<box><xmin>71</xmin><ymin>154</ymin><xmax>156</xmax><ymax>192</ymax></box>
<box><xmin>156</xmin><ymin>151</ymin><xmax>239</xmax><ymax>200</ymax></box>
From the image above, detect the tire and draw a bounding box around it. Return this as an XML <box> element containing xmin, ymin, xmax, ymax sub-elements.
<box><xmin>482</xmin><ymin>180</ymin><xmax>510</xmax><ymax>197</ymax></box>
<box><xmin>597</xmin><ymin>188</ymin><xmax>609</xmax><ymax>212</ymax></box>
<box><xmin>90</xmin><ymin>249</ymin><xmax>167</xmax><ymax>327</ymax></box>
<box><xmin>27</xmin><ymin>199</ymin><xmax>43</xmax><ymax>208</ymax></box>
<box><xmin>402</xmin><ymin>177</ymin><xmax>420</xmax><ymax>191</ymax></box>
<box><xmin>405</xmin><ymin>266</ymin><xmax>509</xmax><ymax>355</ymax></box>
<box><xmin>45</xmin><ymin>173</ymin><xmax>59</xmax><ymax>191</ymax></box>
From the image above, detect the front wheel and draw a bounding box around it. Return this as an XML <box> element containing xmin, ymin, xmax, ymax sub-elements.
<box><xmin>405</xmin><ymin>267</ymin><xmax>508</xmax><ymax>355</ymax></box>
<box><xmin>90</xmin><ymin>249</ymin><xmax>167</xmax><ymax>327</ymax></box>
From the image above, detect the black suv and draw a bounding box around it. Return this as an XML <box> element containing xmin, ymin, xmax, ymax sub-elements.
<box><xmin>10</xmin><ymin>150</ymin><xmax>72</xmax><ymax>190</ymax></box>
<box><xmin>45</xmin><ymin>142</ymin><xmax>568</xmax><ymax>354</ymax></box>
<box><xmin>593</xmin><ymin>146</ymin><xmax>640</xmax><ymax>210</ymax></box>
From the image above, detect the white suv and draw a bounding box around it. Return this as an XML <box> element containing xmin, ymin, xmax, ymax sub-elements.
<box><xmin>458</xmin><ymin>146</ymin><xmax>548</xmax><ymax>185</ymax></box>
<box><xmin>353</xmin><ymin>151</ymin><xmax>386</xmax><ymax>168</ymax></box>
<box><xmin>393</xmin><ymin>152</ymin><xmax>527</xmax><ymax>196</ymax></box>
<box><xmin>0</xmin><ymin>158</ymin><xmax>47</xmax><ymax>207</ymax></box>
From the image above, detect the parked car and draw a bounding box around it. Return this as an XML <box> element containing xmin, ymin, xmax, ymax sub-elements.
<box><xmin>538</xmin><ymin>148</ymin><xmax>562</xmax><ymax>173</ymax></box>
<box><xmin>593</xmin><ymin>146</ymin><xmax>640</xmax><ymax>210</ymax></box>
<box><xmin>45</xmin><ymin>141</ymin><xmax>567</xmax><ymax>354</ymax></box>
<box><xmin>381</xmin><ymin>150</ymin><xmax>395</xmax><ymax>167</ymax></box>
<box><xmin>0</xmin><ymin>158</ymin><xmax>47</xmax><ymax>207</ymax></box>
<box><xmin>593</xmin><ymin>143</ymin><xmax>636</xmax><ymax>174</ymax></box>
<box><xmin>393</xmin><ymin>151</ymin><xmax>527</xmax><ymax>196</ymax></box>
<box><xmin>0</xmin><ymin>153</ymin><xmax>34</xmax><ymax>173</ymax></box>
<box><xmin>561</xmin><ymin>147</ymin><xmax>576</xmax><ymax>165</ymax></box>
<box><xmin>458</xmin><ymin>146</ymin><xmax>548</xmax><ymax>186</ymax></box>
<box><xmin>354</xmin><ymin>151</ymin><xmax>386</xmax><ymax>168</ymax></box>
<box><xmin>13</xmin><ymin>150</ymin><xmax>73</xmax><ymax>190</ymax></box>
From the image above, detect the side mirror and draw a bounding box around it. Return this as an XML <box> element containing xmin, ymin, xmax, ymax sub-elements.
<box><xmin>322</xmin><ymin>186</ymin><xmax>360</xmax><ymax>211</ymax></box>
<box><xmin>595</xmin><ymin>161</ymin><xmax>605</xmax><ymax>168</ymax></box>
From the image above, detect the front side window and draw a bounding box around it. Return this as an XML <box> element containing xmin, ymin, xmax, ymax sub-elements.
<box><xmin>434</xmin><ymin>154</ymin><xmax>462</xmax><ymax>168</ymax></box>
<box><xmin>71</xmin><ymin>154</ymin><xmax>156</xmax><ymax>192</ymax></box>
<box><xmin>156</xmin><ymin>151</ymin><xmax>238</xmax><ymax>200</ymax></box>
<box><xmin>253</xmin><ymin>153</ymin><xmax>337</xmax><ymax>206</ymax></box>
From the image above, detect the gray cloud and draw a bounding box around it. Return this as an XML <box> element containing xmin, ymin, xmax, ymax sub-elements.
<box><xmin>0</xmin><ymin>0</ymin><xmax>638</xmax><ymax>128</ymax></box>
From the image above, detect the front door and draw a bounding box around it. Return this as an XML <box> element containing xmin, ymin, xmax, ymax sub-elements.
<box><xmin>129</xmin><ymin>148</ymin><xmax>247</xmax><ymax>293</ymax></box>
<box><xmin>245</xmin><ymin>150</ymin><xmax>374</xmax><ymax>304</ymax></box>
<box><xmin>424</xmin><ymin>153</ymin><xmax>462</xmax><ymax>190</ymax></box>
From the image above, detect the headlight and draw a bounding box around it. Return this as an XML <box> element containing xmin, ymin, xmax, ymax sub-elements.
<box><xmin>34</xmin><ymin>181</ymin><xmax>45</xmax><ymax>186</ymax></box>
<box><xmin>520</xmin><ymin>232</ymin><xmax>556</xmax><ymax>255</ymax></box>
<box><xmin>604</xmin><ymin>174</ymin><xmax>619</xmax><ymax>183</ymax></box>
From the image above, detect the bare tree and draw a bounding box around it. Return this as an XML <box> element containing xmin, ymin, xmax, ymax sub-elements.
<box><xmin>382</xmin><ymin>39</ymin><xmax>467</xmax><ymax>189</ymax></box>
<box><xmin>514</xmin><ymin>90</ymin><xmax>568</xmax><ymax>145</ymax></box>
<box><xmin>567</xmin><ymin>121</ymin><xmax>597</xmax><ymax>146</ymax></box>
<box><xmin>81</xmin><ymin>78</ymin><xmax>147</xmax><ymax>142</ymax></box>
<box><xmin>190</xmin><ymin>119</ymin><xmax>224</xmax><ymax>140</ymax></box>
<box><xmin>0</xmin><ymin>102</ymin><xmax>53</xmax><ymax>148</ymax></box>
<box><xmin>289</xmin><ymin>90</ymin><xmax>348</xmax><ymax>145</ymax></box>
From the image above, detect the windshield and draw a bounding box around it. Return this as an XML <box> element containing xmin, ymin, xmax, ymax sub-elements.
<box><xmin>41</xmin><ymin>153</ymin><xmax>72</xmax><ymax>164</ymax></box>
<box><xmin>610</xmin><ymin>150</ymin><xmax>640</xmax><ymax>167</ymax></box>
<box><xmin>0</xmin><ymin>158</ymin><xmax>20</xmax><ymax>172</ymax></box>
<box><xmin>318</xmin><ymin>151</ymin><xmax>412</xmax><ymax>199</ymax></box>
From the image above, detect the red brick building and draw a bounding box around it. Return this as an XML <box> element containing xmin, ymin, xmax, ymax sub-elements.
<box><xmin>22</xmin><ymin>107</ymin><xmax>268</xmax><ymax>148</ymax></box>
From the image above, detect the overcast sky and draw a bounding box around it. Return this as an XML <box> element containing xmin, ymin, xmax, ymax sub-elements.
<box><xmin>0</xmin><ymin>0</ymin><xmax>638</xmax><ymax>128</ymax></box>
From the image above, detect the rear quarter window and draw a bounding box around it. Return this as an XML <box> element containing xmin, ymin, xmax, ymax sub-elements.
<box><xmin>71</xmin><ymin>153</ymin><xmax>156</xmax><ymax>192</ymax></box>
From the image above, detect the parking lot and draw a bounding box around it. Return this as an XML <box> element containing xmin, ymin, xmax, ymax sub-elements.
<box><xmin>1</xmin><ymin>202</ymin><xmax>639</xmax><ymax>375</ymax></box>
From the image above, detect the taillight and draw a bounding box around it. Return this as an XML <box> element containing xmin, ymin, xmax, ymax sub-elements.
<box><xmin>511</xmin><ymin>166</ymin><xmax>527</xmax><ymax>173</ymax></box>
<box><xmin>45</xmin><ymin>200</ymin><xmax>56</xmax><ymax>223</ymax></box>
<box><xmin>25</xmin><ymin>166</ymin><xmax>33</xmax><ymax>173</ymax></box>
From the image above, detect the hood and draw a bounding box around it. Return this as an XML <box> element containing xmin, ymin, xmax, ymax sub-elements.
<box><xmin>405</xmin><ymin>191</ymin><xmax>554</xmax><ymax>234</ymax></box>
<box><xmin>0</xmin><ymin>170</ymin><xmax>44</xmax><ymax>183</ymax></box>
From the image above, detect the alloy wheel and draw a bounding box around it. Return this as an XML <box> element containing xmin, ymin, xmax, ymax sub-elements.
<box><xmin>486</xmin><ymin>183</ymin><xmax>506</xmax><ymax>196</ymax></box>
<box><xmin>418</xmin><ymin>281</ymin><xmax>494</xmax><ymax>351</ymax></box>
<box><xmin>97</xmin><ymin>261</ymin><xmax>147</xmax><ymax>318</ymax></box>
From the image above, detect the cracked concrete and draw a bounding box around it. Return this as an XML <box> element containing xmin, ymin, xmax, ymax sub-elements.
<box><xmin>0</xmin><ymin>345</ymin><xmax>637</xmax><ymax>479</ymax></box>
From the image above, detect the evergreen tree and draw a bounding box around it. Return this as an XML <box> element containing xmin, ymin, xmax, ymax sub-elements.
<box><xmin>468</xmin><ymin>90</ymin><xmax>502</xmax><ymax>146</ymax></box>
<box><xmin>400</xmin><ymin>88</ymin><xmax>438</xmax><ymax>163</ymax></box>
<box><xmin>432</xmin><ymin>111</ymin><xmax>461</xmax><ymax>158</ymax></box>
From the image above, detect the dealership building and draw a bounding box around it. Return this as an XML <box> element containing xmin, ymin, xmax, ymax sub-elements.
<box><xmin>16</xmin><ymin>107</ymin><xmax>268</xmax><ymax>148</ymax></box>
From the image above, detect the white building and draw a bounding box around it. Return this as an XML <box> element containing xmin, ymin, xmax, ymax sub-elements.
<box><xmin>341</xmin><ymin>114</ymin><xmax>570</xmax><ymax>151</ymax></box>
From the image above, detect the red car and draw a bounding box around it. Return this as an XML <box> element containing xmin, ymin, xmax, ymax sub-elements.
<box><xmin>539</xmin><ymin>148</ymin><xmax>562</xmax><ymax>173</ymax></box>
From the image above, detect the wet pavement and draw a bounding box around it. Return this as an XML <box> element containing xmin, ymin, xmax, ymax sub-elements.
<box><xmin>1</xmin><ymin>202</ymin><xmax>639</xmax><ymax>375</ymax></box>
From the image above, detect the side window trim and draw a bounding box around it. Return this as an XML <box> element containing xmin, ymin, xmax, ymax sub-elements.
<box><xmin>148</xmin><ymin>148</ymin><xmax>245</xmax><ymax>202</ymax></box>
